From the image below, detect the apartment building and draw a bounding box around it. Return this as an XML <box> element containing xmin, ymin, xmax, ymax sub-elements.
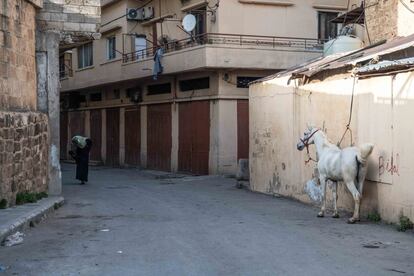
<box><xmin>60</xmin><ymin>0</ymin><xmax>348</xmax><ymax>175</ymax></box>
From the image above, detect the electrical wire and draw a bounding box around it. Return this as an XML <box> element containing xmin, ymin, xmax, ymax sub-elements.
<box><xmin>100</xmin><ymin>0</ymin><xmax>154</xmax><ymax>28</ymax></box>
<box><xmin>342</xmin><ymin>0</ymin><xmax>351</xmax><ymax>25</ymax></box>
<box><xmin>399</xmin><ymin>0</ymin><xmax>414</xmax><ymax>14</ymax></box>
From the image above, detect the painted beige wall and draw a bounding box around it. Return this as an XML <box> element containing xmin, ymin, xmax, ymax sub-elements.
<box><xmin>397</xmin><ymin>0</ymin><xmax>414</xmax><ymax>38</ymax></box>
<box><xmin>209</xmin><ymin>99</ymin><xmax>238</xmax><ymax>175</ymax></box>
<box><xmin>249</xmin><ymin>71</ymin><xmax>414</xmax><ymax>223</ymax></box>
<box><xmin>218</xmin><ymin>0</ymin><xmax>347</xmax><ymax>37</ymax></box>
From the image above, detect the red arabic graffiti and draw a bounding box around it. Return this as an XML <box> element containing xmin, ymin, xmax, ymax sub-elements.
<box><xmin>378</xmin><ymin>153</ymin><xmax>400</xmax><ymax>177</ymax></box>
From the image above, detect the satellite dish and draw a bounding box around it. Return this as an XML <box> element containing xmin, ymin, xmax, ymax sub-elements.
<box><xmin>182</xmin><ymin>14</ymin><xmax>196</xmax><ymax>32</ymax></box>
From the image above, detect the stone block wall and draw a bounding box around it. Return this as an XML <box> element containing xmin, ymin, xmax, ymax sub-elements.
<box><xmin>0</xmin><ymin>0</ymin><xmax>38</xmax><ymax>110</ymax></box>
<box><xmin>365</xmin><ymin>0</ymin><xmax>398</xmax><ymax>43</ymax></box>
<box><xmin>0</xmin><ymin>112</ymin><xmax>49</xmax><ymax>206</ymax></box>
<box><xmin>36</xmin><ymin>0</ymin><xmax>101</xmax><ymax>46</ymax></box>
<box><xmin>365</xmin><ymin>0</ymin><xmax>414</xmax><ymax>43</ymax></box>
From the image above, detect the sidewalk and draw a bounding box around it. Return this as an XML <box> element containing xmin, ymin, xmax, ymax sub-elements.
<box><xmin>0</xmin><ymin>196</ymin><xmax>64</xmax><ymax>243</ymax></box>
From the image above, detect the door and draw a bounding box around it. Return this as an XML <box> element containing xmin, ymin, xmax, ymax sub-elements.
<box><xmin>60</xmin><ymin>112</ymin><xmax>68</xmax><ymax>160</ymax></box>
<box><xmin>134</xmin><ymin>36</ymin><xmax>147</xmax><ymax>60</ymax></box>
<box><xmin>147</xmin><ymin>104</ymin><xmax>171</xmax><ymax>171</ymax></box>
<box><xmin>106</xmin><ymin>108</ymin><xmax>120</xmax><ymax>167</ymax></box>
<box><xmin>90</xmin><ymin>109</ymin><xmax>102</xmax><ymax>162</ymax></box>
<box><xmin>237</xmin><ymin>100</ymin><xmax>249</xmax><ymax>160</ymax></box>
<box><xmin>178</xmin><ymin>101</ymin><xmax>210</xmax><ymax>175</ymax></box>
<box><xmin>125</xmin><ymin>107</ymin><xmax>141</xmax><ymax>166</ymax></box>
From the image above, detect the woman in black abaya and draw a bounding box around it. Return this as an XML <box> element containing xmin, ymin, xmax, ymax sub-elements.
<box><xmin>69</xmin><ymin>136</ymin><xmax>92</xmax><ymax>185</ymax></box>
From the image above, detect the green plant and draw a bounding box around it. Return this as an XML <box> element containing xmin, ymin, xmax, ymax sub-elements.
<box><xmin>367</xmin><ymin>212</ymin><xmax>381</xmax><ymax>222</ymax></box>
<box><xmin>0</xmin><ymin>199</ymin><xmax>8</xmax><ymax>209</ymax></box>
<box><xmin>36</xmin><ymin>192</ymin><xmax>48</xmax><ymax>200</ymax></box>
<box><xmin>16</xmin><ymin>192</ymin><xmax>33</xmax><ymax>205</ymax></box>
<box><xmin>397</xmin><ymin>215</ymin><xmax>413</xmax><ymax>232</ymax></box>
<box><xmin>16</xmin><ymin>191</ymin><xmax>48</xmax><ymax>205</ymax></box>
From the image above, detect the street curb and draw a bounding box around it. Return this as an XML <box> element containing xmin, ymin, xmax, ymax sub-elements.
<box><xmin>0</xmin><ymin>196</ymin><xmax>64</xmax><ymax>243</ymax></box>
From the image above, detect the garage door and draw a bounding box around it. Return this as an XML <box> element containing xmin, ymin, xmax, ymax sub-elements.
<box><xmin>106</xmin><ymin>108</ymin><xmax>120</xmax><ymax>167</ymax></box>
<box><xmin>90</xmin><ymin>109</ymin><xmax>102</xmax><ymax>162</ymax></box>
<box><xmin>125</xmin><ymin>107</ymin><xmax>141</xmax><ymax>166</ymax></box>
<box><xmin>178</xmin><ymin>101</ymin><xmax>210</xmax><ymax>175</ymax></box>
<box><xmin>147</xmin><ymin>104</ymin><xmax>172</xmax><ymax>171</ymax></box>
<box><xmin>237</xmin><ymin>100</ymin><xmax>249</xmax><ymax>160</ymax></box>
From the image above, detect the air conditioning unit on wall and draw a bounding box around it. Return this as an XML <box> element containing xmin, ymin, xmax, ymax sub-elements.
<box><xmin>143</xmin><ymin>7</ymin><xmax>154</xmax><ymax>20</ymax></box>
<box><xmin>127</xmin><ymin>7</ymin><xmax>154</xmax><ymax>21</ymax></box>
<box><xmin>127</xmin><ymin>8</ymin><xmax>144</xmax><ymax>21</ymax></box>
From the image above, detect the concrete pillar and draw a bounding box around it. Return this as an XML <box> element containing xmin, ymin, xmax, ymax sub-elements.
<box><xmin>140</xmin><ymin>105</ymin><xmax>147</xmax><ymax>168</ymax></box>
<box><xmin>119</xmin><ymin>107</ymin><xmax>125</xmax><ymax>166</ymax></box>
<box><xmin>171</xmin><ymin>103</ymin><xmax>179</xmax><ymax>172</ymax></box>
<box><xmin>36</xmin><ymin>30</ymin><xmax>61</xmax><ymax>195</ymax></box>
<box><xmin>209</xmin><ymin>100</ymin><xmax>238</xmax><ymax>176</ymax></box>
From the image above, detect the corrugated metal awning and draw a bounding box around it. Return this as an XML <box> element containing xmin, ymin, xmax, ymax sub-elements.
<box><xmin>330</xmin><ymin>6</ymin><xmax>364</xmax><ymax>24</ymax></box>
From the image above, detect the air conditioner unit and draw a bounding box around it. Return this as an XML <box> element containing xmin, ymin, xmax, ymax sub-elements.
<box><xmin>143</xmin><ymin>7</ymin><xmax>154</xmax><ymax>20</ymax></box>
<box><xmin>126</xmin><ymin>8</ymin><xmax>144</xmax><ymax>21</ymax></box>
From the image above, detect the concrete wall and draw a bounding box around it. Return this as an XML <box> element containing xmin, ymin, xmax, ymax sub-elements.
<box><xmin>209</xmin><ymin>100</ymin><xmax>238</xmax><ymax>175</ymax></box>
<box><xmin>249</xmin><ymin>71</ymin><xmax>414</xmax><ymax>223</ymax></box>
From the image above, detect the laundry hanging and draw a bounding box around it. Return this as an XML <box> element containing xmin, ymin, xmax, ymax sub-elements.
<box><xmin>153</xmin><ymin>47</ymin><xmax>164</xmax><ymax>80</ymax></box>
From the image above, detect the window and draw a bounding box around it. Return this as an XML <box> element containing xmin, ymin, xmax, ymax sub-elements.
<box><xmin>318</xmin><ymin>12</ymin><xmax>339</xmax><ymax>41</ymax></box>
<box><xmin>59</xmin><ymin>52</ymin><xmax>73</xmax><ymax>79</ymax></box>
<box><xmin>107</xmin><ymin>36</ymin><xmax>116</xmax><ymax>60</ymax></box>
<box><xmin>59</xmin><ymin>55</ymin><xmax>66</xmax><ymax>79</ymax></box>
<box><xmin>147</xmin><ymin>83</ymin><xmax>172</xmax><ymax>95</ymax></box>
<box><xmin>77</xmin><ymin>43</ymin><xmax>93</xmax><ymax>69</ymax></box>
<box><xmin>68</xmin><ymin>93</ymin><xmax>86</xmax><ymax>109</ymax></box>
<box><xmin>179</xmin><ymin>77</ymin><xmax>210</xmax><ymax>91</ymax></box>
<box><xmin>191</xmin><ymin>7</ymin><xmax>206</xmax><ymax>38</ymax></box>
<box><xmin>134</xmin><ymin>35</ymin><xmax>147</xmax><ymax>60</ymax></box>
<box><xmin>90</xmin><ymin>93</ymin><xmax>102</xmax><ymax>102</ymax></box>
<box><xmin>237</xmin><ymin>76</ymin><xmax>264</xmax><ymax>88</ymax></box>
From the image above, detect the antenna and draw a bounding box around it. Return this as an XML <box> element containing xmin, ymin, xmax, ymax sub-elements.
<box><xmin>182</xmin><ymin>14</ymin><xmax>196</xmax><ymax>32</ymax></box>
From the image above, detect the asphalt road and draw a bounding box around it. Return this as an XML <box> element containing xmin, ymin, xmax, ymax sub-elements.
<box><xmin>0</xmin><ymin>164</ymin><xmax>413</xmax><ymax>276</ymax></box>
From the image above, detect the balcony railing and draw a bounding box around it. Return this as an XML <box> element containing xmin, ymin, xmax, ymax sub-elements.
<box><xmin>122</xmin><ymin>33</ymin><xmax>325</xmax><ymax>63</ymax></box>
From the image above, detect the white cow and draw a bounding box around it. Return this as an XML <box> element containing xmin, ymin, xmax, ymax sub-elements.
<box><xmin>297</xmin><ymin>126</ymin><xmax>374</xmax><ymax>223</ymax></box>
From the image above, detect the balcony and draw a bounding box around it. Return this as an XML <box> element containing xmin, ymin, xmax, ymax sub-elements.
<box><xmin>123</xmin><ymin>33</ymin><xmax>325</xmax><ymax>63</ymax></box>
<box><xmin>60</xmin><ymin>33</ymin><xmax>324</xmax><ymax>92</ymax></box>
